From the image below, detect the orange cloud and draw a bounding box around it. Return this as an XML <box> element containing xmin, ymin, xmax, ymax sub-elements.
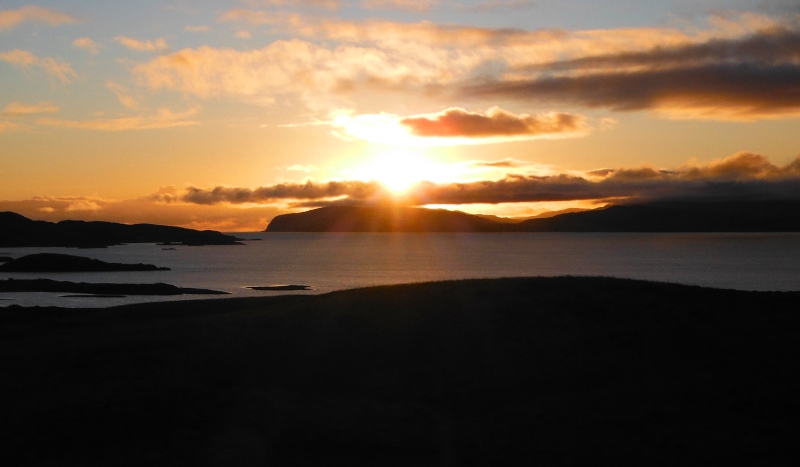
<box><xmin>0</xmin><ymin>121</ymin><xmax>28</xmax><ymax>133</ymax></box>
<box><xmin>324</xmin><ymin>107</ymin><xmax>588</xmax><ymax>145</ymax></box>
<box><xmin>115</xmin><ymin>36</ymin><xmax>169</xmax><ymax>52</ymax></box>
<box><xmin>72</xmin><ymin>37</ymin><xmax>100</xmax><ymax>54</ymax></box>
<box><xmin>36</xmin><ymin>108</ymin><xmax>200</xmax><ymax>131</ymax></box>
<box><xmin>0</xmin><ymin>49</ymin><xmax>76</xmax><ymax>83</ymax></box>
<box><xmin>362</xmin><ymin>0</ymin><xmax>438</xmax><ymax>11</ymax></box>
<box><xmin>0</xmin><ymin>6</ymin><xmax>77</xmax><ymax>30</ymax></box>
<box><xmin>2</xmin><ymin>102</ymin><xmax>59</xmax><ymax>116</ymax></box>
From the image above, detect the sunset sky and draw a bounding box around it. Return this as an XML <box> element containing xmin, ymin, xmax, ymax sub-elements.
<box><xmin>2</xmin><ymin>0</ymin><xmax>800</xmax><ymax>230</ymax></box>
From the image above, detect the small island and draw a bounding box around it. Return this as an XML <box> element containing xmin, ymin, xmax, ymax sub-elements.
<box><xmin>246</xmin><ymin>285</ymin><xmax>312</xmax><ymax>291</ymax></box>
<box><xmin>0</xmin><ymin>253</ymin><xmax>170</xmax><ymax>272</ymax></box>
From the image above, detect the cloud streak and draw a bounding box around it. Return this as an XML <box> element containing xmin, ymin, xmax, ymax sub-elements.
<box><xmin>0</xmin><ymin>49</ymin><xmax>76</xmax><ymax>83</ymax></box>
<box><xmin>179</xmin><ymin>153</ymin><xmax>800</xmax><ymax>207</ymax></box>
<box><xmin>115</xmin><ymin>36</ymin><xmax>169</xmax><ymax>52</ymax></box>
<box><xmin>37</xmin><ymin>108</ymin><xmax>200</xmax><ymax>131</ymax></box>
<box><xmin>2</xmin><ymin>102</ymin><xmax>58</xmax><ymax>116</ymax></box>
<box><xmin>0</xmin><ymin>6</ymin><xmax>77</xmax><ymax>30</ymax></box>
<box><xmin>463</xmin><ymin>28</ymin><xmax>800</xmax><ymax>120</ymax></box>
<box><xmin>324</xmin><ymin>107</ymin><xmax>588</xmax><ymax>145</ymax></box>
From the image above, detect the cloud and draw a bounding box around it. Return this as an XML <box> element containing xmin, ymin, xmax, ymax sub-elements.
<box><xmin>463</xmin><ymin>28</ymin><xmax>800</xmax><ymax>120</ymax></box>
<box><xmin>401</xmin><ymin>107</ymin><xmax>587</xmax><ymax>138</ymax></box>
<box><xmin>115</xmin><ymin>36</ymin><xmax>169</xmax><ymax>52</ymax></box>
<box><xmin>0</xmin><ymin>6</ymin><xmax>78</xmax><ymax>30</ymax></box>
<box><xmin>181</xmin><ymin>180</ymin><xmax>386</xmax><ymax>205</ymax></box>
<box><xmin>0</xmin><ymin>121</ymin><xmax>28</xmax><ymax>133</ymax></box>
<box><xmin>132</xmin><ymin>39</ymin><xmax>466</xmax><ymax>104</ymax></box>
<box><xmin>362</xmin><ymin>0</ymin><xmax>439</xmax><ymax>11</ymax></box>
<box><xmin>177</xmin><ymin>152</ymin><xmax>800</xmax><ymax>208</ymax></box>
<box><xmin>72</xmin><ymin>37</ymin><xmax>100</xmax><ymax>54</ymax></box>
<box><xmin>106</xmin><ymin>81</ymin><xmax>140</xmax><ymax>110</ymax></box>
<box><xmin>185</xmin><ymin>25</ymin><xmax>210</xmax><ymax>32</ymax></box>
<box><xmin>324</xmin><ymin>107</ymin><xmax>588</xmax><ymax>145</ymax></box>
<box><xmin>2</xmin><ymin>101</ymin><xmax>58</xmax><ymax>116</ymax></box>
<box><xmin>36</xmin><ymin>108</ymin><xmax>200</xmax><ymax>131</ymax></box>
<box><xmin>465</xmin><ymin>0</ymin><xmax>533</xmax><ymax>11</ymax></box>
<box><xmin>0</xmin><ymin>49</ymin><xmax>76</xmax><ymax>83</ymax></box>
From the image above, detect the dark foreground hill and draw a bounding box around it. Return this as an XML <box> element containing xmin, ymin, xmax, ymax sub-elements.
<box><xmin>266</xmin><ymin>200</ymin><xmax>800</xmax><ymax>232</ymax></box>
<box><xmin>0</xmin><ymin>212</ymin><xmax>243</xmax><ymax>248</ymax></box>
<box><xmin>2</xmin><ymin>277</ymin><xmax>799</xmax><ymax>466</ymax></box>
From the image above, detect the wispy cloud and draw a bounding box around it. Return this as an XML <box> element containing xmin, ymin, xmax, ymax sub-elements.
<box><xmin>0</xmin><ymin>6</ymin><xmax>78</xmax><ymax>31</ymax></box>
<box><xmin>362</xmin><ymin>0</ymin><xmax>439</xmax><ymax>11</ymax></box>
<box><xmin>2</xmin><ymin>101</ymin><xmax>58</xmax><ymax>116</ymax></box>
<box><xmin>184</xmin><ymin>25</ymin><xmax>210</xmax><ymax>32</ymax></box>
<box><xmin>0</xmin><ymin>49</ymin><xmax>76</xmax><ymax>83</ymax></box>
<box><xmin>106</xmin><ymin>81</ymin><xmax>140</xmax><ymax>110</ymax></box>
<box><xmin>72</xmin><ymin>37</ymin><xmax>100</xmax><ymax>54</ymax></box>
<box><xmin>115</xmin><ymin>36</ymin><xmax>169</xmax><ymax>52</ymax></box>
<box><xmin>0</xmin><ymin>121</ymin><xmax>28</xmax><ymax>133</ymax></box>
<box><xmin>37</xmin><ymin>108</ymin><xmax>200</xmax><ymax>131</ymax></box>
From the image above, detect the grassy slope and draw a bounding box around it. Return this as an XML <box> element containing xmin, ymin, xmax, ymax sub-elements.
<box><xmin>2</xmin><ymin>277</ymin><xmax>799</xmax><ymax>466</ymax></box>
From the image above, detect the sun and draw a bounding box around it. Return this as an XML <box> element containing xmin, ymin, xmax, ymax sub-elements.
<box><xmin>356</xmin><ymin>150</ymin><xmax>452</xmax><ymax>193</ymax></box>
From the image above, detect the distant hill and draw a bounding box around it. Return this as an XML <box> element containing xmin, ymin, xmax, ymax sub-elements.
<box><xmin>0</xmin><ymin>212</ymin><xmax>243</xmax><ymax>248</ymax></box>
<box><xmin>265</xmin><ymin>201</ymin><xmax>800</xmax><ymax>232</ymax></box>
<box><xmin>265</xmin><ymin>205</ymin><xmax>506</xmax><ymax>232</ymax></box>
<box><xmin>517</xmin><ymin>200</ymin><xmax>800</xmax><ymax>232</ymax></box>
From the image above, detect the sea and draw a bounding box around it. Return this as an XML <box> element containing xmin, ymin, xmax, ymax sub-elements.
<box><xmin>2</xmin><ymin>232</ymin><xmax>800</xmax><ymax>308</ymax></box>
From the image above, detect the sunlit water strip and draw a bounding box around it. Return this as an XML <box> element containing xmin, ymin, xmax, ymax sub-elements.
<box><xmin>2</xmin><ymin>232</ymin><xmax>800</xmax><ymax>308</ymax></box>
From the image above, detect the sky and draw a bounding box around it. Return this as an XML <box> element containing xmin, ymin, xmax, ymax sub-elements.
<box><xmin>2</xmin><ymin>0</ymin><xmax>800</xmax><ymax>231</ymax></box>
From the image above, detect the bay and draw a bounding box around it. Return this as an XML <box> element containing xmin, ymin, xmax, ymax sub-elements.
<box><xmin>1</xmin><ymin>232</ymin><xmax>799</xmax><ymax>308</ymax></box>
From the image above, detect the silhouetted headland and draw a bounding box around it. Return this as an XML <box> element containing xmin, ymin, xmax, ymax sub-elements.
<box><xmin>0</xmin><ymin>212</ymin><xmax>244</xmax><ymax>248</ymax></box>
<box><xmin>0</xmin><ymin>253</ymin><xmax>169</xmax><ymax>272</ymax></box>
<box><xmin>266</xmin><ymin>200</ymin><xmax>800</xmax><ymax>232</ymax></box>
<box><xmin>0</xmin><ymin>278</ymin><xmax>227</xmax><ymax>295</ymax></box>
<box><xmin>0</xmin><ymin>256</ymin><xmax>12</xmax><ymax>263</ymax></box>
<box><xmin>3</xmin><ymin>277</ymin><xmax>799</xmax><ymax>465</ymax></box>
<box><xmin>266</xmin><ymin>205</ymin><xmax>505</xmax><ymax>232</ymax></box>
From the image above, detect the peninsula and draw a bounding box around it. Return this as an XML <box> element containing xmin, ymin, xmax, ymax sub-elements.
<box><xmin>0</xmin><ymin>253</ymin><xmax>169</xmax><ymax>272</ymax></box>
<box><xmin>0</xmin><ymin>212</ymin><xmax>244</xmax><ymax>248</ymax></box>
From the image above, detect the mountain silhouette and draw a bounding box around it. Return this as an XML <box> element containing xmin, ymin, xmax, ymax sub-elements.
<box><xmin>0</xmin><ymin>212</ymin><xmax>243</xmax><ymax>248</ymax></box>
<box><xmin>266</xmin><ymin>200</ymin><xmax>800</xmax><ymax>232</ymax></box>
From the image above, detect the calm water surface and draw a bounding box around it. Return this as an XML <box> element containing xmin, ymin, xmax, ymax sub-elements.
<box><xmin>2</xmin><ymin>232</ymin><xmax>799</xmax><ymax>308</ymax></box>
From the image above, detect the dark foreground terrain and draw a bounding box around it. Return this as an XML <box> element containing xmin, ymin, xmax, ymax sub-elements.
<box><xmin>2</xmin><ymin>277</ymin><xmax>799</xmax><ymax>466</ymax></box>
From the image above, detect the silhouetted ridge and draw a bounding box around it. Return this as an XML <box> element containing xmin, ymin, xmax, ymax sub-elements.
<box><xmin>266</xmin><ymin>201</ymin><xmax>800</xmax><ymax>232</ymax></box>
<box><xmin>266</xmin><ymin>206</ymin><xmax>504</xmax><ymax>232</ymax></box>
<box><xmin>517</xmin><ymin>200</ymin><xmax>800</xmax><ymax>232</ymax></box>
<box><xmin>0</xmin><ymin>212</ymin><xmax>243</xmax><ymax>247</ymax></box>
